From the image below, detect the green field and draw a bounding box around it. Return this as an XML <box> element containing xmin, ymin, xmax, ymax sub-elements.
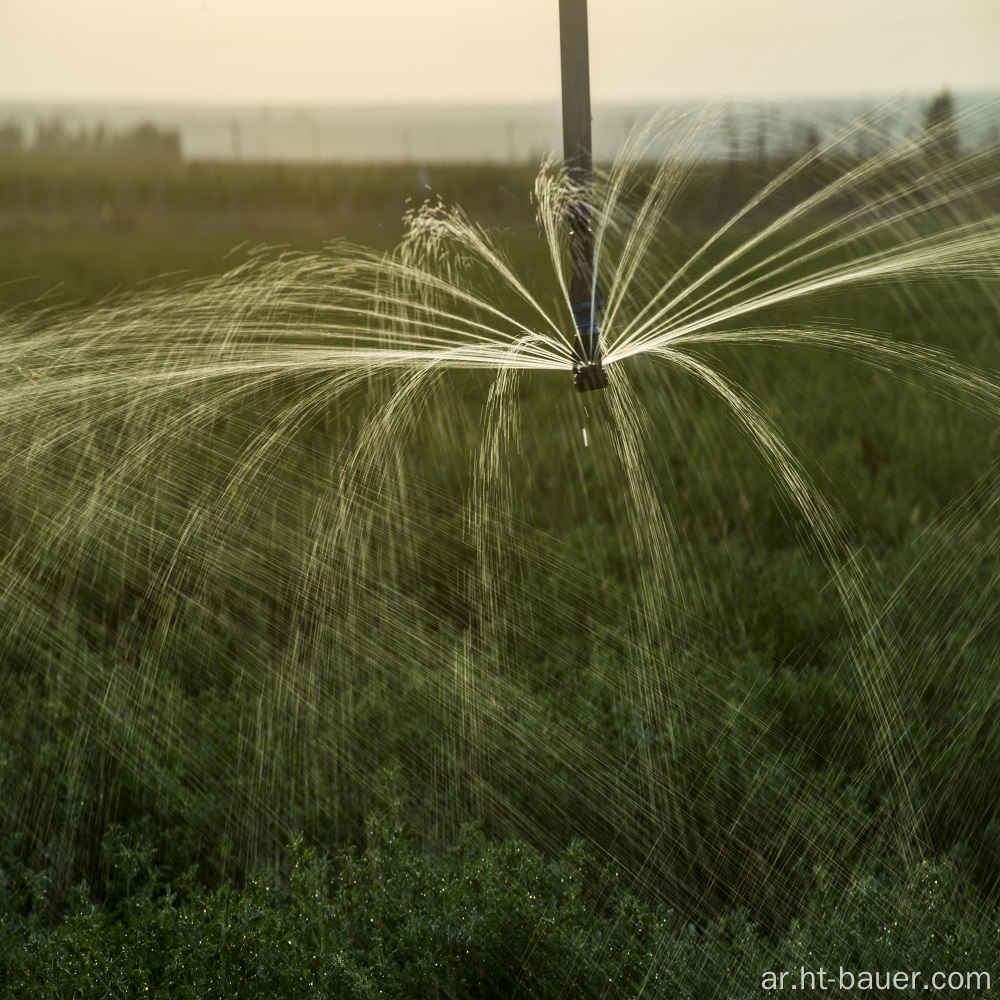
<box><xmin>2</xmin><ymin>149</ymin><xmax>1000</xmax><ymax>997</ymax></box>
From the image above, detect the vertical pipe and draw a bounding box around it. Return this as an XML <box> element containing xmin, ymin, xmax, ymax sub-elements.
<box><xmin>559</xmin><ymin>0</ymin><xmax>607</xmax><ymax>391</ymax></box>
<box><xmin>560</xmin><ymin>0</ymin><xmax>593</xmax><ymax>186</ymax></box>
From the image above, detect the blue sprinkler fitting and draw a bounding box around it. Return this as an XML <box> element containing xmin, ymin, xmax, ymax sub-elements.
<box><xmin>572</xmin><ymin>298</ymin><xmax>608</xmax><ymax>392</ymax></box>
<box><xmin>567</xmin><ymin>198</ymin><xmax>608</xmax><ymax>392</ymax></box>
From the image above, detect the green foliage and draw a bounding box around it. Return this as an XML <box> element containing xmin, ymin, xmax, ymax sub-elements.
<box><xmin>3</xmin><ymin>153</ymin><xmax>1000</xmax><ymax>995</ymax></box>
<box><xmin>2</xmin><ymin>818</ymin><xmax>998</xmax><ymax>998</ymax></box>
<box><xmin>0</xmin><ymin>813</ymin><xmax>654</xmax><ymax>998</ymax></box>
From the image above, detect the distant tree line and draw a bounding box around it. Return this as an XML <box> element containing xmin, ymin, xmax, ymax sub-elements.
<box><xmin>921</xmin><ymin>88</ymin><xmax>960</xmax><ymax>161</ymax></box>
<box><xmin>0</xmin><ymin>119</ymin><xmax>181</xmax><ymax>161</ymax></box>
<box><xmin>0</xmin><ymin>89</ymin><xmax>992</xmax><ymax>171</ymax></box>
<box><xmin>725</xmin><ymin>88</ymin><xmax>992</xmax><ymax>166</ymax></box>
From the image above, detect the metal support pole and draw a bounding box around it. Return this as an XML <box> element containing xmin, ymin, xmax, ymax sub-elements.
<box><xmin>560</xmin><ymin>0</ymin><xmax>607</xmax><ymax>391</ymax></box>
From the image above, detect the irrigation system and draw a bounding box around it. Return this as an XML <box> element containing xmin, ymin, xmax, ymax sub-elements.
<box><xmin>560</xmin><ymin>0</ymin><xmax>608</xmax><ymax>391</ymax></box>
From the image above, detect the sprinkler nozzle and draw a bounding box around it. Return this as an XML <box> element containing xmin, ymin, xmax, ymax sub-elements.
<box><xmin>574</xmin><ymin>363</ymin><xmax>608</xmax><ymax>392</ymax></box>
<box><xmin>571</xmin><ymin>298</ymin><xmax>608</xmax><ymax>392</ymax></box>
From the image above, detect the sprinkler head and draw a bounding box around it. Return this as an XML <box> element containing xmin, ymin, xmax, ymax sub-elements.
<box><xmin>574</xmin><ymin>362</ymin><xmax>609</xmax><ymax>392</ymax></box>
<box><xmin>571</xmin><ymin>298</ymin><xmax>608</xmax><ymax>392</ymax></box>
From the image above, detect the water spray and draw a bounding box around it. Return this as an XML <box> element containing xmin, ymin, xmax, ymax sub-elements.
<box><xmin>560</xmin><ymin>0</ymin><xmax>608</xmax><ymax>391</ymax></box>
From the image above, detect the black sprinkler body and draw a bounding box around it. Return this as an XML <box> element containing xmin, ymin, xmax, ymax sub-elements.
<box><xmin>574</xmin><ymin>362</ymin><xmax>609</xmax><ymax>392</ymax></box>
<box><xmin>561</xmin><ymin>0</ymin><xmax>608</xmax><ymax>392</ymax></box>
<box><xmin>574</xmin><ymin>360</ymin><xmax>609</xmax><ymax>392</ymax></box>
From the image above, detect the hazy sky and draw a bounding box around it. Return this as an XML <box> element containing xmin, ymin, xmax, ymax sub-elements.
<box><xmin>1</xmin><ymin>0</ymin><xmax>997</xmax><ymax>105</ymax></box>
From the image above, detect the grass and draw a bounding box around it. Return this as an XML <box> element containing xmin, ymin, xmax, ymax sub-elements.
<box><xmin>3</xmin><ymin>810</ymin><xmax>995</xmax><ymax>998</ymax></box>
<box><xmin>0</xmin><ymin>156</ymin><xmax>544</xmax><ymax>309</ymax></box>
<box><xmin>1</xmin><ymin>150</ymin><xmax>1000</xmax><ymax>995</ymax></box>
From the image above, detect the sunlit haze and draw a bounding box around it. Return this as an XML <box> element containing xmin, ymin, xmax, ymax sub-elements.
<box><xmin>1</xmin><ymin>0</ymin><xmax>997</xmax><ymax>105</ymax></box>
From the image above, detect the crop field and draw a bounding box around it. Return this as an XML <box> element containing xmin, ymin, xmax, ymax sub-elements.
<box><xmin>1</xmin><ymin>141</ymin><xmax>1000</xmax><ymax>997</ymax></box>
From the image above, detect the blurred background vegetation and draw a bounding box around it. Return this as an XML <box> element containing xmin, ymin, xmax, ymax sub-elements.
<box><xmin>2</xmin><ymin>91</ymin><xmax>1000</xmax><ymax>996</ymax></box>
